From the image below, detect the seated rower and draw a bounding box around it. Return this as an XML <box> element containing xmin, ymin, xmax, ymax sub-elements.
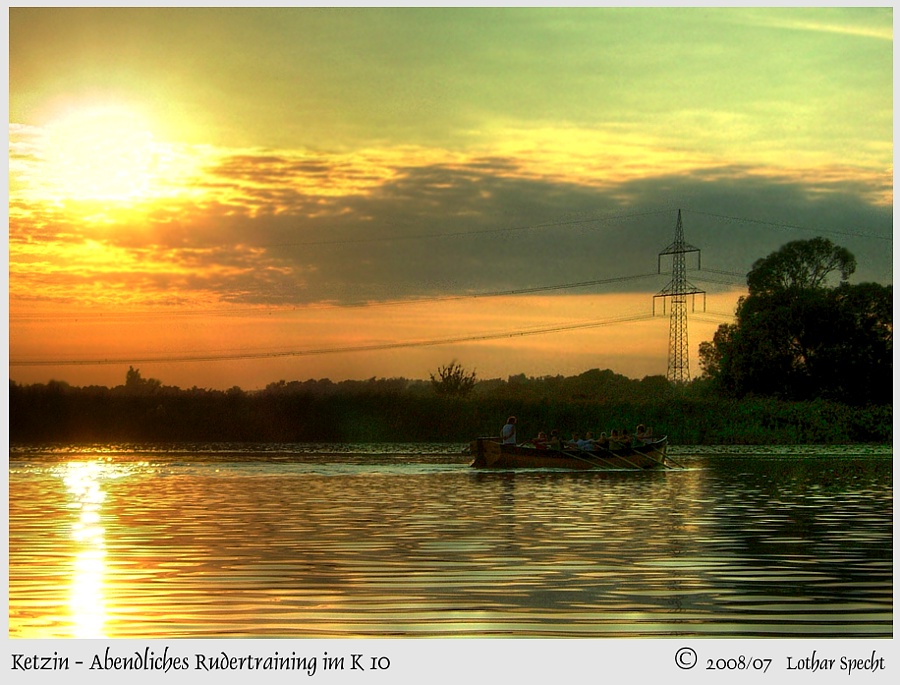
<box><xmin>565</xmin><ymin>432</ymin><xmax>581</xmax><ymax>449</ymax></box>
<box><xmin>532</xmin><ymin>431</ymin><xmax>549</xmax><ymax>449</ymax></box>
<box><xmin>577</xmin><ymin>431</ymin><xmax>598</xmax><ymax>451</ymax></box>
<box><xmin>635</xmin><ymin>424</ymin><xmax>653</xmax><ymax>443</ymax></box>
<box><xmin>547</xmin><ymin>429</ymin><xmax>562</xmax><ymax>449</ymax></box>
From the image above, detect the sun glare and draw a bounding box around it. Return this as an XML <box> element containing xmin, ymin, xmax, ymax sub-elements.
<box><xmin>41</xmin><ymin>106</ymin><xmax>198</xmax><ymax>205</ymax></box>
<box><xmin>64</xmin><ymin>461</ymin><xmax>109</xmax><ymax>638</ymax></box>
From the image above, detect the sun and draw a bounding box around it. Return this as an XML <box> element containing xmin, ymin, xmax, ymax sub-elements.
<box><xmin>41</xmin><ymin>105</ymin><xmax>197</xmax><ymax>205</ymax></box>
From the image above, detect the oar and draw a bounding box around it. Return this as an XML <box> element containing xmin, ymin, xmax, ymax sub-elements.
<box><xmin>621</xmin><ymin>439</ymin><xmax>676</xmax><ymax>470</ymax></box>
<box><xmin>565</xmin><ymin>443</ymin><xmax>638</xmax><ymax>470</ymax></box>
<box><xmin>642</xmin><ymin>448</ymin><xmax>677</xmax><ymax>469</ymax></box>
<box><xmin>661</xmin><ymin>453</ymin><xmax>687</xmax><ymax>470</ymax></box>
<box><xmin>593</xmin><ymin>442</ymin><xmax>646</xmax><ymax>470</ymax></box>
<box><xmin>641</xmin><ymin>437</ymin><xmax>686</xmax><ymax>469</ymax></box>
<box><xmin>558</xmin><ymin>447</ymin><xmax>611</xmax><ymax>470</ymax></box>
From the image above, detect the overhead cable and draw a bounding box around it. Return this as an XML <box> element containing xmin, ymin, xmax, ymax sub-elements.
<box><xmin>683</xmin><ymin>209</ymin><xmax>891</xmax><ymax>242</ymax></box>
<box><xmin>9</xmin><ymin>313</ymin><xmax>660</xmax><ymax>367</ymax></box>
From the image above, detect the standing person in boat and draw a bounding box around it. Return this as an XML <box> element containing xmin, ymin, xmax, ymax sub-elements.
<box><xmin>500</xmin><ymin>416</ymin><xmax>517</xmax><ymax>445</ymax></box>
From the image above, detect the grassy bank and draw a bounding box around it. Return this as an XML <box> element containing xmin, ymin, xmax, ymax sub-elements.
<box><xmin>9</xmin><ymin>381</ymin><xmax>892</xmax><ymax>445</ymax></box>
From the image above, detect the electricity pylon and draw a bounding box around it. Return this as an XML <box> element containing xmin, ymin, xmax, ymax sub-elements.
<box><xmin>653</xmin><ymin>209</ymin><xmax>705</xmax><ymax>383</ymax></box>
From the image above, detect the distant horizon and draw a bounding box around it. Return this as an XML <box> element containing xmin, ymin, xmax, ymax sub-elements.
<box><xmin>9</xmin><ymin>359</ymin><xmax>675</xmax><ymax>393</ymax></box>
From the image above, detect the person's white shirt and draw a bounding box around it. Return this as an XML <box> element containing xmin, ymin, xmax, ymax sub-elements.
<box><xmin>500</xmin><ymin>421</ymin><xmax>516</xmax><ymax>444</ymax></box>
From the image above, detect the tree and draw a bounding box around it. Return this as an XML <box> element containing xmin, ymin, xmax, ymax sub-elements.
<box><xmin>430</xmin><ymin>361</ymin><xmax>477</xmax><ymax>398</ymax></box>
<box><xmin>814</xmin><ymin>282</ymin><xmax>893</xmax><ymax>405</ymax></box>
<box><xmin>123</xmin><ymin>366</ymin><xmax>162</xmax><ymax>395</ymax></box>
<box><xmin>746</xmin><ymin>237</ymin><xmax>855</xmax><ymax>296</ymax></box>
<box><xmin>699</xmin><ymin>239</ymin><xmax>891</xmax><ymax>405</ymax></box>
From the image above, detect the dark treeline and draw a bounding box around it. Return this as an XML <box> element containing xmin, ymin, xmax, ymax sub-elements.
<box><xmin>9</xmin><ymin>366</ymin><xmax>891</xmax><ymax>445</ymax></box>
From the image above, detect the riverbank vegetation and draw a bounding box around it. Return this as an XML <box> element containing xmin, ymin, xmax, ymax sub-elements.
<box><xmin>8</xmin><ymin>367</ymin><xmax>891</xmax><ymax>445</ymax></box>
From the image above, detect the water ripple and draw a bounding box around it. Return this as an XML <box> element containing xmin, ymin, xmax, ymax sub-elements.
<box><xmin>8</xmin><ymin>445</ymin><xmax>892</xmax><ymax>638</ymax></box>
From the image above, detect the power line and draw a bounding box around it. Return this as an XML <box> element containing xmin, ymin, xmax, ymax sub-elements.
<box><xmin>682</xmin><ymin>209</ymin><xmax>891</xmax><ymax>242</ymax></box>
<box><xmin>693</xmin><ymin>312</ymin><xmax>738</xmax><ymax>322</ymax></box>
<box><xmin>9</xmin><ymin>272</ymin><xmax>662</xmax><ymax>321</ymax></box>
<box><xmin>352</xmin><ymin>272</ymin><xmax>661</xmax><ymax>307</ymax></box>
<box><xmin>9</xmin><ymin>313</ymin><xmax>659</xmax><ymax>367</ymax></box>
<box><xmin>265</xmin><ymin>208</ymin><xmax>674</xmax><ymax>247</ymax></box>
<box><xmin>692</xmin><ymin>275</ymin><xmax>746</xmax><ymax>287</ymax></box>
<box><xmin>264</xmin><ymin>206</ymin><xmax>890</xmax><ymax>249</ymax></box>
<box><xmin>697</xmin><ymin>267</ymin><xmax>746</xmax><ymax>279</ymax></box>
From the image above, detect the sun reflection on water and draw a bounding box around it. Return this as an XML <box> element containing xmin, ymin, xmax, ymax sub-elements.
<box><xmin>63</xmin><ymin>461</ymin><xmax>109</xmax><ymax>638</ymax></box>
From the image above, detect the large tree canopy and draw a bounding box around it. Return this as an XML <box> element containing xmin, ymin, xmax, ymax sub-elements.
<box><xmin>699</xmin><ymin>238</ymin><xmax>891</xmax><ymax>405</ymax></box>
<box><xmin>746</xmin><ymin>237</ymin><xmax>856</xmax><ymax>296</ymax></box>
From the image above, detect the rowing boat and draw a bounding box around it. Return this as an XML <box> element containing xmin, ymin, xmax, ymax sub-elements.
<box><xmin>469</xmin><ymin>436</ymin><xmax>672</xmax><ymax>470</ymax></box>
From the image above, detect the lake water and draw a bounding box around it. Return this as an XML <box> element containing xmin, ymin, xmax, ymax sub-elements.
<box><xmin>8</xmin><ymin>443</ymin><xmax>892</xmax><ymax>639</ymax></box>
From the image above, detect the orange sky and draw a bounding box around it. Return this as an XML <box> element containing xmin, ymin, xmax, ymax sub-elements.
<box><xmin>7</xmin><ymin>7</ymin><xmax>892</xmax><ymax>389</ymax></box>
<box><xmin>8</xmin><ymin>292</ymin><xmax>743</xmax><ymax>389</ymax></box>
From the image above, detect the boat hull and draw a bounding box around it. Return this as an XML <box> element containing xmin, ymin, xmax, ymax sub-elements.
<box><xmin>469</xmin><ymin>436</ymin><xmax>670</xmax><ymax>470</ymax></box>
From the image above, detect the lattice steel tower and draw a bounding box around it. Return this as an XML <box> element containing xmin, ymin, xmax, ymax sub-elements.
<box><xmin>653</xmin><ymin>209</ymin><xmax>705</xmax><ymax>383</ymax></box>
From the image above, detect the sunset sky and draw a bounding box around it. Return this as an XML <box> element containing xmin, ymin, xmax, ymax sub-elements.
<box><xmin>7</xmin><ymin>7</ymin><xmax>893</xmax><ymax>390</ymax></box>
